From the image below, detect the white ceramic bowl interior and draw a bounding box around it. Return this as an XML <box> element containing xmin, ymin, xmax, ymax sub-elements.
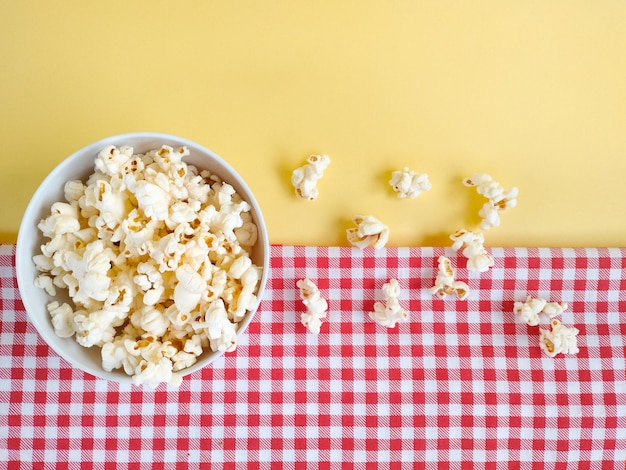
<box><xmin>16</xmin><ymin>132</ymin><xmax>269</xmax><ymax>384</ymax></box>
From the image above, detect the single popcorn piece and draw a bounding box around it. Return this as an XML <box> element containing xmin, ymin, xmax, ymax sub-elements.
<box><xmin>33</xmin><ymin>144</ymin><xmax>263</xmax><ymax>388</ymax></box>
<box><xmin>463</xmin><ymin>173</ymin><xmax>518</xmax><ymax>230</ymax></box>
<box><xmin>173</xmin><ymin>265</ymin><xmax>207</xmax><ymax>314</ymax></box>
<box><xmin>369</xmin><ymin>279</ymin><xmax>408</xmax><ymax>328</ymax></box>
<box><xmin>291</xmin><ymin>154</ymin><xmax>331</xmax><ymax>200</ymax></box>
<box><xmin>477</xmin><ymin>202</ymin><xmax>501</xmax><ymax>231</ymax></box>
<box><xmin>346</xmin><ymin>215</ymin><xmax>390</xmax><ymax>249</ymax></box>
<box><xmin>514</xmin><ymin>296</ymin><xmax>569</xmax><ymax>326</ymax></box>
<box><xmin>539</xmin><ymin>319</ymin><xmax>580</xmax><ymax>357</ymax></box>
<box><xmin>296</xmin><ymin>278</ymin><xmax>328</xmax><ymax>334</ymax></box>
<box><xmin>429</xmin><ymin>256</ymin><xmax>469</xmax><ymax>300</ymax></box>
<box><xmin>449</xmin><ymin>229</ymin><xmax>494</xmax><ymax>273</ymax></box>
<box><xmin>46</xmin><ymin>301</ymin><xmax>75</xmax><ymax>338</ymax></box>
<box><xmin>132</xmin><ymin>356</ymin><xmax>182</xmax><ymax>389</ymax></box>
<box><xmin>542</xmin><ymin>300</ymin><xmax>569</xmax><ymax>319</ymax></box>
<box><xmin>389</xmin><ymin>167</ymin><xmax>432</xmax><ymax>199</ymax></box>
<box><xmin>513</xmin><ymin>296</ymin><xmax>547</xmax><ymax>326</ymax></box>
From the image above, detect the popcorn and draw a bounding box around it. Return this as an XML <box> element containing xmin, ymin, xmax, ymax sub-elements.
<box><xmin>228</xmin><ymin>265</ymin><xmax>261</xmax><ymax>323</ymax></box>
<box><xmin>539</xmin><ymin>319</ymin><xmax>580</xmax><ymax>357</ymax></box>
<box><xmin>542</xmin><ymin>301</ymin><xmax>569</xmax><ymax>319</ymax></box>
<box><xmin>173</xmin><ymin>265</ymin><xmax>207</xmax><ymax>314</ymax></box>
<box><xmin>63</xmin><ymin>180</ymin><xmax>86</xmax><ymax>203</ymax></box>
<box><xmin>202</xmin><ymin>299</ymin><xmax>238</xmax><ymax>353</ymax></box>
<box><xmin>296</xmin><ymin>279</ymin><xmax>328</xmax><ymax>334</ymax></box>
<box><xmin>95</xmin><ymin>145</ymin><xmax>133</xmax><ymax>177</ymax></box>
<box><xmin>131</xmin><ymin>305</ymin><xmax>170</xmax><ymax>338</ymax></box>
<box><xmin>513</xmin><ymin>296</ymin><xmax>547</xmax><ymax>326</ymax></box>
<box><xmin>35</xmin><ymin>274</ymin><xmax>56</xmax><ymax>296</ymax></box>
<box><xmin>291</xmin><ymin>154</ymin><xmax>331</xmax><ymax>200</ymax></box>
<box><xmin>34</xmin><ymin>144</ymin><xmax>263</xmax><ymax>388</ymax></box>
<box><xmin>235</xmin><ymin>220</ymin><xmax>258</xmax><ymax>247</ymax></box>
<box><xmin>429</xmin><ymin>256</ymin><xmax>469</xmax><ymax>300</ymax></box>
<box><xmin>133</xmin><ymin>180</ymin><xmax>171</xmax><ymax>222</ymax></box>
<box><xmin>101</xmin><ymin>338</ymin><xmax>137</xmax><ymax>375</ymax></box>
<box><xmin>73</xmin><ymin>307</ymin><xmax>125</xmax><ymax>348</ymax></box>
<box><xmin>369</xmin><ymin>279</ymin><xmax>408</xmax><ymax>328</ymax></box>
<box><xmin>389</xmin><ymin>167</ymin><xmax>432</xmax><ymax>199</ymax></box>
<box><xmin>134</xmin><ymin>261</ymin><xmax>165</xmax><ymax>306</ymax></box>
<box><xmin>46</xmin><ymin>301</ymin><xmax>75</xmax><ymax>338</ymax></box>
<box><xmin>449</xmin><ymin>229</ymin><xmax>494</xmax><ymax>273</ymax></box>
<box><xmin>463</xmin><ymin>174</ymin><xmax>518</xmax><ymax>230</ymax></box>
<box><xmin>172</xmin><ymin>335</ymin><xmax>204</xmax><ymax>372</ymax></box>
<box><xmin>514</xmin><ymin>295</ymin><xmax>569</xmax><ymax>326</ymax></box>
<box><xmin>37</xmin><ymin>202</ymin><xmax>81</xmax><ymax>239</ymax></box>
<box><xmin>346</xmin><ymin>215</ymin><xmax>390</xmax><ymax>249</ymax></box>
<box><xmin>63</xmin><ymin>240</ymin><xmax>115</xmax><ymax>304</ymax></box>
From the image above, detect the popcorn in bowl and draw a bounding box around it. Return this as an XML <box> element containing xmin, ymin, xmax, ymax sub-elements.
<box><xmin>16</xmin><ymin>133</ymin><xmax>269</xmax><ymax>388</ymax></box>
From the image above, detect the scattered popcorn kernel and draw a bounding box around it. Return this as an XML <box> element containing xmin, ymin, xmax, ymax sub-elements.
<box><xmin>514</xmin><ymin>296</ymin><xmax>569</xmax><ymax>326</ymax></box>
<box><xmin>463</xmin><ymin>173</ymin><xmax>518</xmax><ymax>230</ymax></box>
<box><xmin>34</xmin><ymin>144</ymin><xmax>263</xmax><ymax>387</ymax></box>
<box><xmin>513</xmin><ymin>296</ymin><xmax>547</xmax><ymax>326</ymax></box>
<box><xmin>297</xmin><ymin>278</ymin><xmax>328</xmax><ymax>334</ymax></box>
<box><xmin>539</xmin><ymin>319</ymin><xmax>580</xmax><ymax>357</ymax></box>
<box><xmin>462</xmin><ymin>173</ymin><xmax>494</xmax><ymax>192</ymax></box>
<box><xmin>291</xmin><ymin>154</ymin><xmax>331</xmax><ymax>200</ymax></box>
<box><xmin>389</xmin><ymin>167</ymin><xmax>432</xmax><ymax>199</ymax></box>
<box><xmin>542</xmin><ymin>301</ymin><xmax>569</xmax><ymax>319</ymax></box>
<box><xmin>449</xmin><ymin>229</ymin><xmax>494</xmax><ymax>273</ymax></box>
<box><xmin>346</xmin><ymin>215</ymin><xmax>389</xmax><ymax>249</ymax></box>
<box><xmin>429</xmin><ymin>256</ymin><xmax>469</xmax><ymax>300</ymax></box>
<box><xmin>478</xmin><ymin>202</ymin><xmax>501</xmax><ymax>230</ymax></box>
<box><xmin>369</xmin><ymin>279</ymin><xmax>408</xmax><ymax>328</ymax></box>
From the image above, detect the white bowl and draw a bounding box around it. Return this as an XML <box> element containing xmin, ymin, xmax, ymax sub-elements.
<box><xmin>16</xmin><ymin>132</ymin><xmax>269</xmax><ymax>384</ymax></box>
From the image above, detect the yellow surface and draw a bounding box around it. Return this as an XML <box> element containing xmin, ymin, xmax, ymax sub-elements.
<box><xmin>1</xmin><ymin>1</ymin><xmax>625</xmax><ymax>247</ymax></box>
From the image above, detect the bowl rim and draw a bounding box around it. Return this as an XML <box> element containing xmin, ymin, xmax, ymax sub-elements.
<box><xmin>15</xmin><ymin>131</ymin><xmax>270</xmax><ymax>384</ymax></box>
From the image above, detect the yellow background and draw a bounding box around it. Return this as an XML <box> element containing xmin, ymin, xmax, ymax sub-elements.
<box><xmin>1</xmin><ymin>1</ymin><xmax>625</xmax><ymax>248</ymax></box>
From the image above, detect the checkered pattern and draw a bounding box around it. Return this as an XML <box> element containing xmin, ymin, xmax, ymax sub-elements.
<box><xmin>1</xmin><ymin>244</ymin><xmax>625</xmax><ymax>469</ymax></box>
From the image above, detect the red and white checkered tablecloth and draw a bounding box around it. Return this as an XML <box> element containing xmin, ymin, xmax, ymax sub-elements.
<box><xmin>1</xmin><ymin>243</ymin><xmax>625</xmax><ymax>469</ymax></box>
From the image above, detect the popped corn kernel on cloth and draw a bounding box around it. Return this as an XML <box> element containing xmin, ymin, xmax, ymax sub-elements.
<box><xmin>1</xmin><ymin>244</ymin><xmax>625</xmax><ymax>468</ymax></box>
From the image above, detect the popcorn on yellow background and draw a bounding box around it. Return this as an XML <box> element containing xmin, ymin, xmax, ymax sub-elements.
<box><xmin>346</xmin><ymin>215</ymin><xmax>389</xmax><ymax>249</ymax></box>
<box><xmin>291</xmin><ymin>154</ymin><xmax>331</xmax><ymax>200</ymax></box>
<box><xmin>463</xmin><ymin>173</ymin><xmax>518</xmax><ymax>230</ymax></box>
<box><xmin>389</xmin><ymin>167</ymin><xmax>432</xmax><ymax>199</ymax></box>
